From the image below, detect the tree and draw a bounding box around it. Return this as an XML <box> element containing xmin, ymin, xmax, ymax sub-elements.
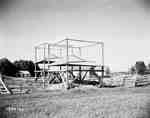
<box><xmin>14</xmin><ymin>60</ymin><xmax>40</xmax><ymax>77</ymax></box>
<box><xmin>135</xmin><ymin>61</ymin><xmax>146</xmax><ymax>75</ymax></box>
<box><xmin>147</xmin><ymin>63</ymin><xmax>150</xmax><ymax>70</ymax></box>
<box><xmin>0</xmin><ymin>58</ymin><xmax>18</xmax><ymax>76</ymax></box>
<box><xmin>129</xmin><ymin>66</ymin><xmax>136</xmax><ymax>74</ymax></box>
<box><xmin>105</xmin><ymin>66</ymin><xmax>111</xmax><ymax>76</ymax></box>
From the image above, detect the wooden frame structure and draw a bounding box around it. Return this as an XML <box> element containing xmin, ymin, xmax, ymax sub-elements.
<box><xmin>34</xmin><ymin>39</ymin><xmax>104</xmax><ymax>89</ymax></box>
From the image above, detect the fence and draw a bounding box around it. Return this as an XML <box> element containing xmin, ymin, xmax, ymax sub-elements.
<box><xmin>1</xmin><ymin>74</ymin><xmax>150</xmax><ymax>94</ymax></box>
<box><xmin>103</xmin><ymin>74</ymin><xmax>150</xmax><ymax>87</ymax></box>
<box><xmin>0</xmin><ymin>75</ymin><xmax>46</xmax><ymax>94</ymax></box>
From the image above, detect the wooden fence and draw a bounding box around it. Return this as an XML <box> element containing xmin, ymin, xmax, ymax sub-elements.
<box><xmin>0</xmin><ymin>75</ymin><xmax>46</xmax><ymax>94</ymax></box>
<box><xmin>1</xmin><ymin>74</ymin><xmax>150</xmax><ymax>94</ymax></box>
<box><xmin>135</xmin><ymin>74</ymin><xmax>150</xmax><ymax>86</ymax></box>
<box><xmin>103</xmin><ymin>74</ymin><xmax>150</xmax><ymax>87</ymax></box>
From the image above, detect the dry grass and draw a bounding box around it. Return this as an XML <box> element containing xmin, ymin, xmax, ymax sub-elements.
<box><xmin>0</xmin><ymin>85</ymin><xmax>150</xmax><ymax>118</ymax></box>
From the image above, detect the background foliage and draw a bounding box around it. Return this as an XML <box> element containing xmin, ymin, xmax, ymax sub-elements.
<box><xmin>0</xmin><ymin>58</ymin><xmax>40</xmax><ymax>77</ymax></box>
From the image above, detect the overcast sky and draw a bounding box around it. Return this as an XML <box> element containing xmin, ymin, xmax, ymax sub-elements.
<box><xmin>0</xmin><ymin>0</ymin><xmax>150</xmax><ymax>72</ymax></box>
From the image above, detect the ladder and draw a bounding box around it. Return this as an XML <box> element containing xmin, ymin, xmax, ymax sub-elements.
<box><xmin>0</xmin><ymin>74</ymin><xmax>13</xmax><ymax>94</ymax></box>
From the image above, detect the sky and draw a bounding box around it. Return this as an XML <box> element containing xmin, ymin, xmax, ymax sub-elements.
<box><xmin>0</xmin><ymin>0</ymin><xmax>150</xmax><ymax>72</ymax></box>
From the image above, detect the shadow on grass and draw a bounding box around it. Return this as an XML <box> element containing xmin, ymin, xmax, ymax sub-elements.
<box><xmin>0</xmin><ymin>105</ymin><xmax>19</xmax><ymax>118</ymax></box>
<box><xmin>73</xmin><ymin>79</ymin><xmax>99</xmax><ymax>86</ymax></box>
<box><xmin>0</xmin><ymin>106</ymin><xmax>7</xmax><ymax>118</ymax></box>
<box><xmin>73</xmin><ymin>79</ymin><xmax>117</xmax><ymax>88</ymax></box>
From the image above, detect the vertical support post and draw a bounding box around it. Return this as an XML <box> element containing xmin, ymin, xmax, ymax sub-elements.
<box><xmin>48</xmin><ymin>44</ymin><xmax>50</xmax><ymax>63</ymax></box>
<box><xmin>34</xmin><ymin>47</ymin><xmax>37</xmax><ymax>80</ymax></box>
<box><xmin>79</xmin><ymin>47</ymin><xmax>81</xmax><ymax>57</ymax></box>
<box><xmin>48</xmin><ymin>44</ymin><xmax>50</xmax><ymax>79</ymax></box>
<box><xmin>43</xmin><ymin>46</ymin><xmax>46</xmax><ymax>88</ymax></box>
<box><xmin>79</xmin><ymin>66</ymin><xmax>82</xmax><ymax>82</ymax></box>
<box><xmin>101</xmin><ymin>42</ymin><xmax>104</xmax><ymax>87</ymax></box>
<box><xmin>79</xmin><ymin>47</ymin><xmax>82</xmax><ymax>82</ymax></box>
<box><xmin>43</xmin><ymin>46</ymin><xmax>46</xmax><ymax>73</ymax></box>
<box><xmin>66</xmin><ymin>39</ymin><xmax>69</xmax><ymax>89</ymax></box>
<box><xmin>71</xmin><ymin>47</ymin><xmax>74</xmax><ymax>55</ymax></box>
<box><xmin>60</xmin><ymin>48</ymin><xmax>62</xmax><ymax>57</ymax></box>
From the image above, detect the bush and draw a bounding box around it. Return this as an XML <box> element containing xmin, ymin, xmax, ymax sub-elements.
<box><xmin>0</xmin><ymin>58</ymin><xmax>18</xmax><ymax>76</ymax></box>
<box><xmin>105</xmin><ymin>66</ymin><xmax>111</xmax><ymax>76</ymax></box>
<box><xmin>14</xmin><ymin>60</ymin><xmax>40</xmax><ymax>77</ymax></box>
<box><xmin>129</xmin><ymin>66</ymin><xmax>136</xmax><ymax>74</ymax></box>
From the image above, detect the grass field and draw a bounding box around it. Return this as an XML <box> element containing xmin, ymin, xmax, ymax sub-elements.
<box><xmin>0</xmin><ymin>85</ymin><xmax>150</xmax><ymax>118</ymax></box>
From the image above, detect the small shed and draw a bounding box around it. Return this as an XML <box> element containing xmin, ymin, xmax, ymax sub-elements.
<box><xmin>18</xmin><ymin>71</ymin><xmax>31</xmax><ymax>78</ymax></box>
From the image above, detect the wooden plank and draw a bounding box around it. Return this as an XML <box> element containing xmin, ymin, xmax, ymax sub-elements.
<box><xmin>81</xmin><ymin>71</ymin><xmax>88</xmax><ymax>81</ymax></box>
<box><xmin>0</xmin><ymin>74</ymin><xmax>13</xmax><ymax>94</ymax></box>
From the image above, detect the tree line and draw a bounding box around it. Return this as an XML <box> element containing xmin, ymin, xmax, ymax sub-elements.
<box><xmin>0</xmin><ymin>58</ymin><xmax>40</xmax><ymax>77</ymax></box>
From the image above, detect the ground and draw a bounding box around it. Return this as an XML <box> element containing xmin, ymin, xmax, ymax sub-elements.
<box><xmin>0</xmin><ymin>85</ymin><xmax>150</xmax><ymax>118</ymax></box>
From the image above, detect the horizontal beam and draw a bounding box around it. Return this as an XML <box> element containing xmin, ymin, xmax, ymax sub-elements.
<box><xmin>66</xmin><ymin>38</ymin><xmax>103</xmax><ymax>44</ymax></box>
<box><xmin>79</xmin><ymin>43</ymin><xmax>100</xmax><ymax>48</ymax></box>
<box><xmin>53</xmin><ymin>39</ymin><xmax>66</xmax><ymax>45</ymax></box>
<box><xmin>35</xmin><ymin>69</ymin><xmax>103</xmax><ymax>72</ymax></box>
<box><xmin>35</xmin><ymin>42</ymin><xmax>49</xmax><ymax>48</ymax></box>
<box><xmin>35</xmin><ymin>39</ymin><xmax>104</xmax><ymax>49</ymax></box>
<box><xmin>35</xmin><ymin>43</ymin><xmax>80</xmax><ymax>49</ymax></box>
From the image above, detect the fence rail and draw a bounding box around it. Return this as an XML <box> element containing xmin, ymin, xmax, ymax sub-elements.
<box><xmin>1</xmin><ymin>74</ymin><xmax>150</xmax><ymax>94</ymax></box>
<box><xmin>0</xmin><ymin>75</ymin><xmax>47</xmax><ymax>94</ymax></box>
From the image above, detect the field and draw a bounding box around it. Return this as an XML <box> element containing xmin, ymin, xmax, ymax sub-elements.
<box><xmin>0</xmin><ymin>85</ymin><xmax>150</xmax><ymax>118</ymax></box>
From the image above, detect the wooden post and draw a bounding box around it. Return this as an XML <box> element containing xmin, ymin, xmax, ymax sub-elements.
<box><xmin>71</xmin><ymin>47</ymin><xmax>74</xmax><ymax>55</ymax></box>
<box><xmin>66</xmin><ymin>39</ymin><xmax>69</xmax><ymax>89</ymax></box>
<box><xmin>100</xmin><ymin>66</ymin><xmax>104</xmax><ymax>87</ymax></box>
<box><xmin>48</xmin><ymin>44</ymin><xmax>50</xmax><ymax>79</ymax></box>
<box><xmin>43</xmin><ymin>47</ymin><xmax>46</xmax><ymax>88</ymax></box>
<box><xmin>100</xmin><ymin>43</ymin><xmax>104</xmax><ymax>87</ymax></box>
<box><xmin>34</xmin><ymin>47</ymin><xmax>37</xmax><ymax>81</ymax></box>
<box><xmin>60</xmin><ymin>48</ymin><xmax>62</xmax><ymax>57</ymax></box>
<box><xmin>79</xmin><ymin>66</ymin><xmax>82</xmax><ymax>82</ymax></box>
<box><xmin>48</xmin><ymin>44</ymin><xmax>50</xmax><ymax>64</ymax></box>
<box><xmin>79</xmin><ymin>47</ymin><xmax>81</xmax><ymax>56</ymax></box>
